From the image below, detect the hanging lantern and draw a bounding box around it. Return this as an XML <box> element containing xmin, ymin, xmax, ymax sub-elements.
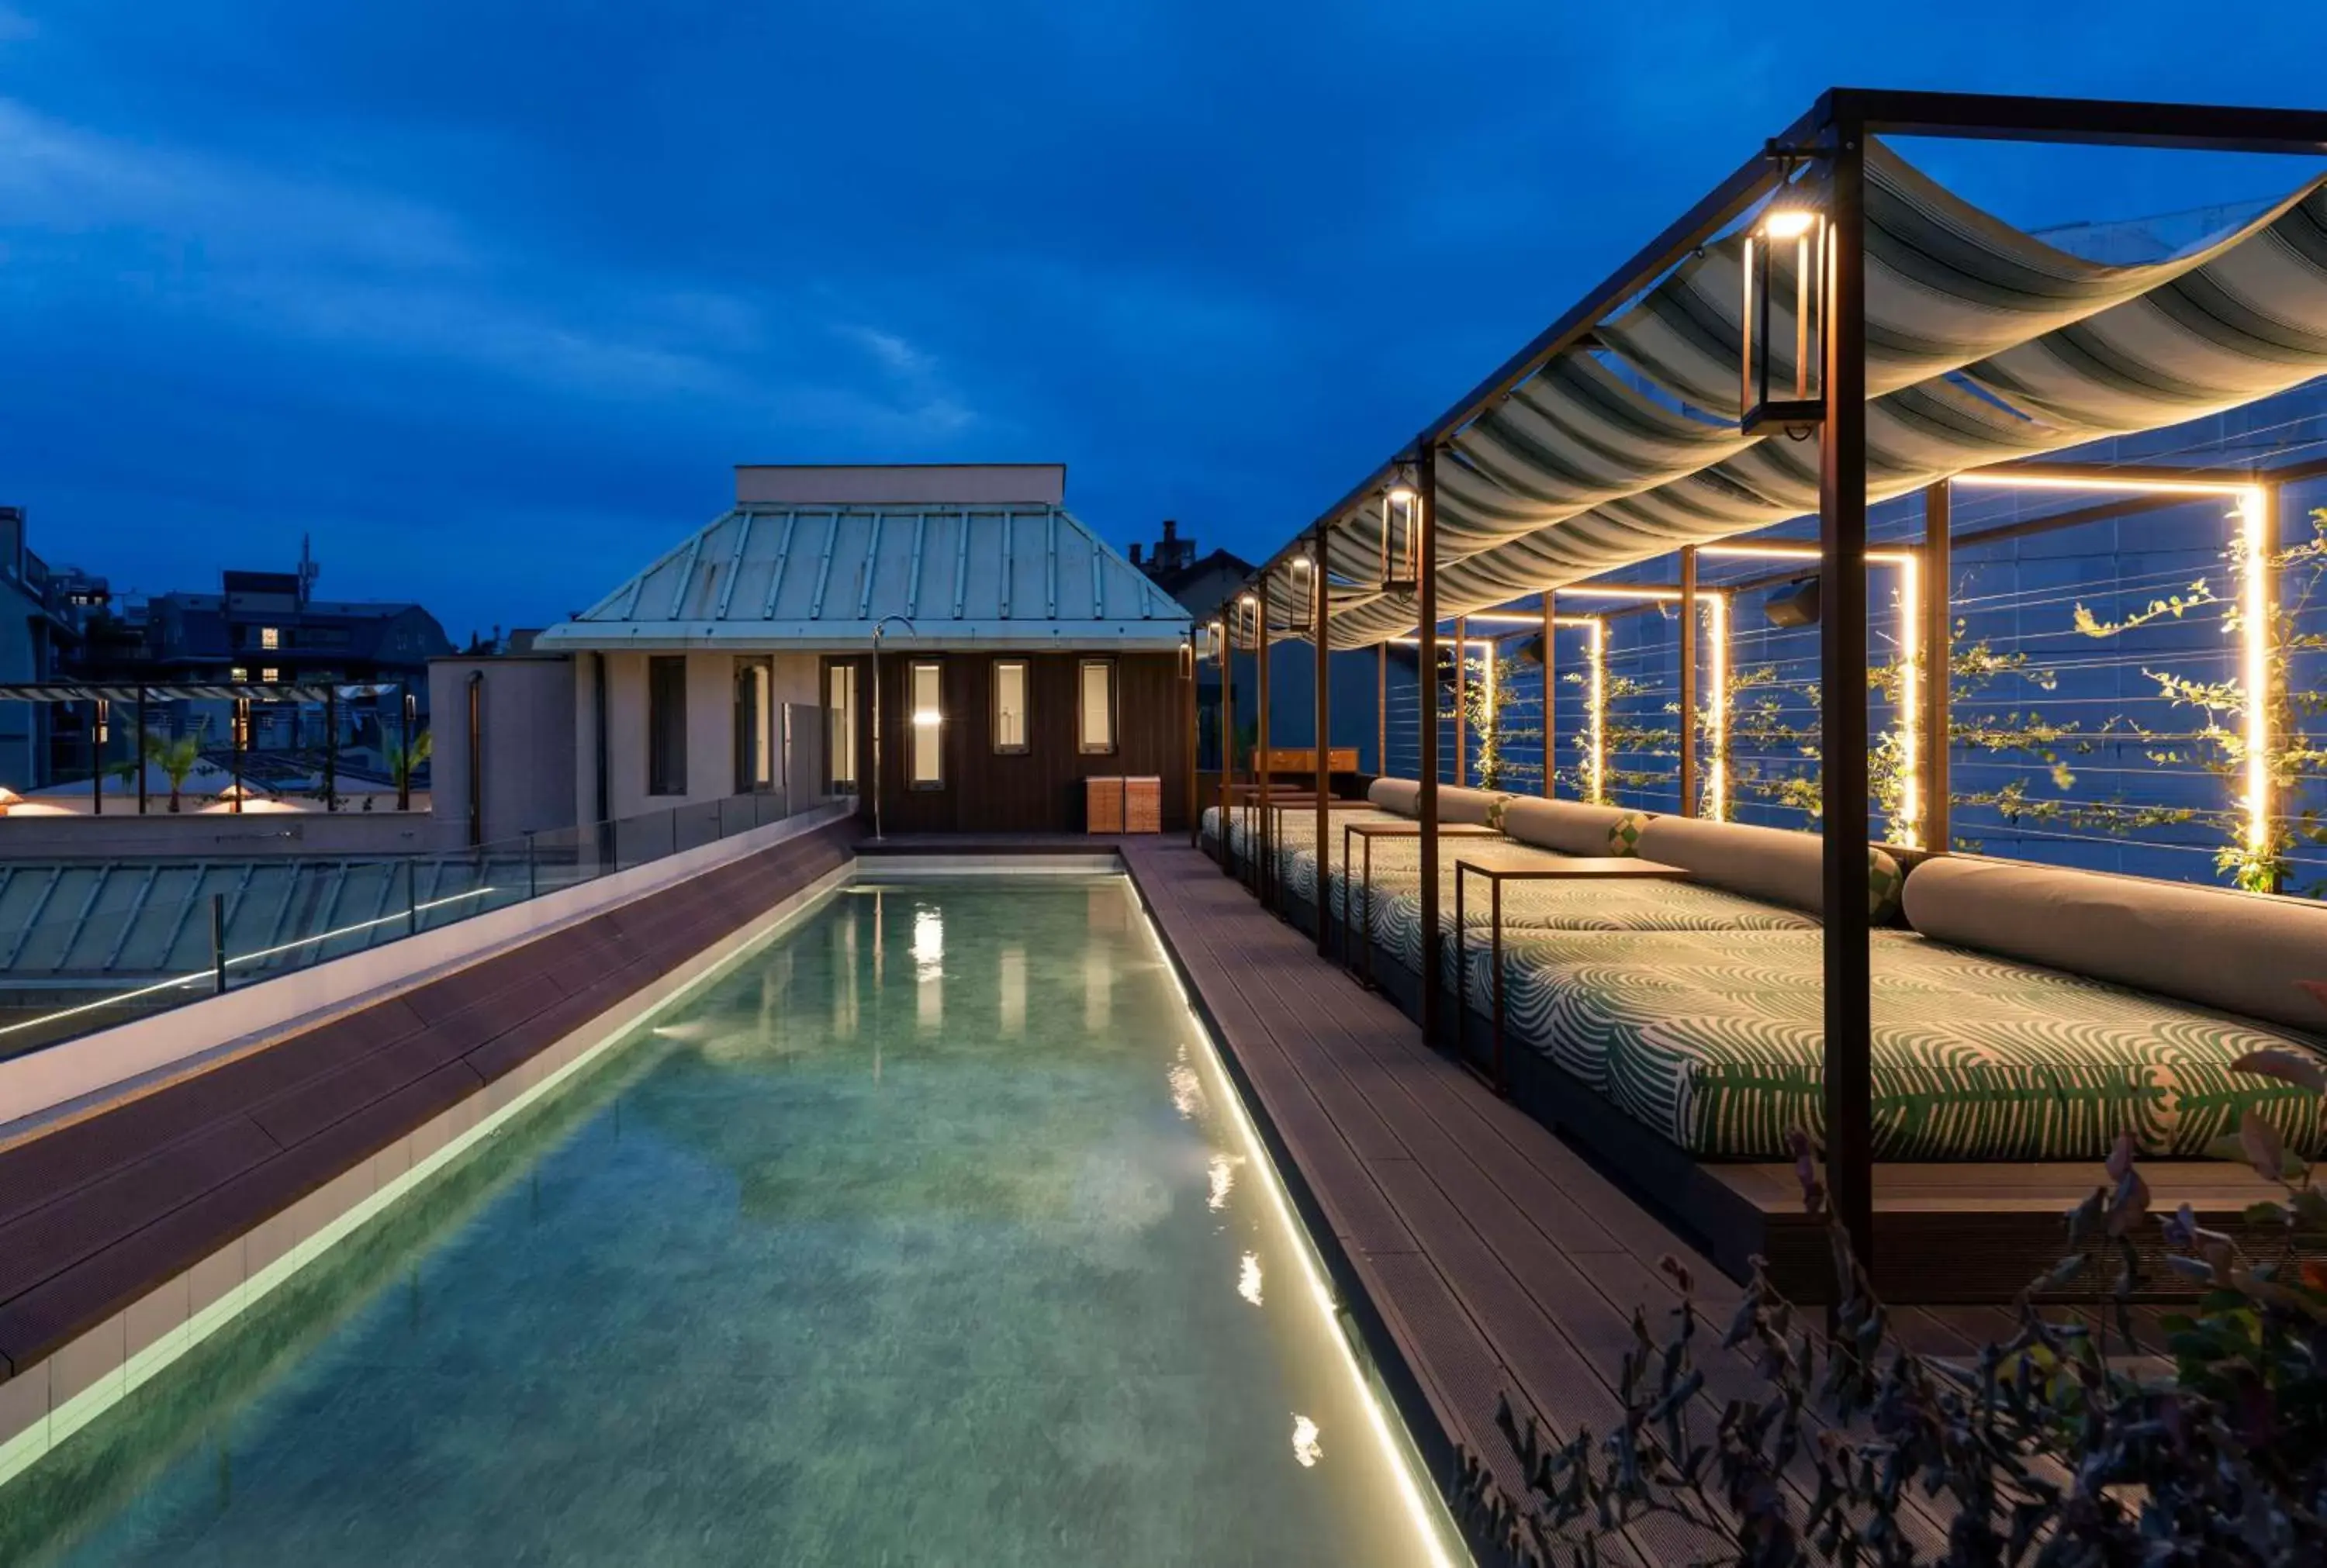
<box><xmin>1290</xmin><ymin>554</ymin><xmax>1316</xmax><ymax>624</ymax></box>
<box><xmin>1739</xmin><ymin>178</ymin><xmax>1826</xmax><ymax>437</ymax></box>
<box><xmin>1238</xmin><ymin>591</ymin><xmax>1262</xmax><ymax>651</ymax></box>
<box><xmin>1379</xmin><ymin>462</ymin><xmax>1420</xmax><ymax>592</ymax></box>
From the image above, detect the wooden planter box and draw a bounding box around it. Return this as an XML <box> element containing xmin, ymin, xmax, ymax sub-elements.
<box><xmin>1087</xmin><ymin>776</ymin><xmax>1163</xmax><ymax>834</ymax></box>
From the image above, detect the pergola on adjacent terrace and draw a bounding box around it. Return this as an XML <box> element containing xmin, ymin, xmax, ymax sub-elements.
<box><xmin>1197</xmin><ymin>89</ymin><xmax>2327</xmax><ymax>1276</ymax></box>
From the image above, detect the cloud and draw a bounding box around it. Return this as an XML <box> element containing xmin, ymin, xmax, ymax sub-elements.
<box><xmin>835</xmin><ymin>323</ymin><xmax>975</xmax><ymax>436</ymax></box>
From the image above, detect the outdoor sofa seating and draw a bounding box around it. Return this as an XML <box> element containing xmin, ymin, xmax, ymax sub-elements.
<box><xmin>1264</xmin><ymin>779</ymin><xmax>2327</xmax><ymax>1165</ymax></box>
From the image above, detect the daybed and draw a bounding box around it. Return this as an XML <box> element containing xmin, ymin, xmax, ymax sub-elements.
<box><xmin>1265</xmin><ymin>779</ymin><xmax>2327</xmax><ymax>1163</ymax></box>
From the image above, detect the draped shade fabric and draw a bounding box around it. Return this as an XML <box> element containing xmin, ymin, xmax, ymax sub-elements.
<box><xmin>1288</xmin><ymin>138</ymin><xmax>2327</xmax><ymax>650</ymax></box>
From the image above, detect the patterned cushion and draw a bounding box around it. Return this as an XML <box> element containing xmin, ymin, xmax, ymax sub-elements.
<box><xmin>1868</xmin><ymin>847</ymin><xmax>1906</xmax><ymax>923</ymax></box>
<box><xmin>1607</xmin><ymin>813</ymin><xmax>1648</xmax><ymax>858</ymax></box>
<box><xmin>1369</xmin><ymin>863</ymin><xmax>1816</xmax><ymax>976</ymax></box>
<box><xmin>1471</xmin><ymin>928</ymin><xmax>2327</xmax><ymax>1162</ymax></box>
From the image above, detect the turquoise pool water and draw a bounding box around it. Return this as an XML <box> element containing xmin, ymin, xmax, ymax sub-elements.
<box><xmin>13</xmin><ymin>876</ymin><xmax>1459</xmax><ymax>1566</ymax></box>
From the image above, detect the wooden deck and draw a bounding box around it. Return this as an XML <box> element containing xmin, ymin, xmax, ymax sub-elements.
<box><xmin>1119</xmin><ymin>839</ymin><xmax>2189</xmax><ymax>1565</ymax></box>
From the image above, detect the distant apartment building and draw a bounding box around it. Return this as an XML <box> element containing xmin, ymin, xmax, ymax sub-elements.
<box><xmin>0</xmin><ymin>506</ymin><xmax>112</xmax><ymax>789</ymax></box>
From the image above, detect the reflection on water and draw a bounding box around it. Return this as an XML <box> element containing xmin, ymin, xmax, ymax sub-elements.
<box><xmin>1000</xmin><ymin>945</ymin><xmax>1025</xmax><ymax>1036</ymax></box>
<box><xmin>19</xmin><ymin>877</ymin><xmax>1457</xmax><ymax>1568</ymax></box>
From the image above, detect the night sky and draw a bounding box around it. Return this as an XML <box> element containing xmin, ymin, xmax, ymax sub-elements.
<box><xmin>4</xmin><ymin>2</ymin><xmax>2325</xmax><ymax>644</ymax></box>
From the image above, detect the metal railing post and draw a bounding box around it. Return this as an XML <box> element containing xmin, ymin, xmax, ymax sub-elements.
<box><xmin>525</xmin><ymin>831</ymin><xmax>538</xmax><ymax>900</ymax></box>
<box><xmin>210</xmin><ymin>894</ymin><xmax>227</xmax><ymax>995</ymax></box>
<box><xmin>406</xmin><ymin>859</ymin><xmax>420</xmax><ymax>936</ymax></box>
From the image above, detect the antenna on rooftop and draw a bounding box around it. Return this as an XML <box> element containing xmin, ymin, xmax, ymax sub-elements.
<box><xmin>297</xmin><ymin>534</ymin><xmax>319</xmax><ymax>606</ymax></box>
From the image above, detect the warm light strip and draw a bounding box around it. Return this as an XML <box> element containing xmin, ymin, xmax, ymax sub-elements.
<box><xmin>1558</xmin><ymin>585</ymin><xmax>1684</xmax><ymax>602</ymax></box>
<box><xmin>1951</xmin><ymin>469</ymin><xmax>2272</xmax><ymax>865</ymax></box>
<box><xmin>1950</xmin><ymin>472</ymin><xmax>2253</xmax><ymax>498</ymax></box>
<box><xmin>1585</xmin><ymin>618</ymin><xmax>1607</xmax><ymax>804</ymax></box>
<box><xmin>1689</xmin><ymin>542</ymin><xmax>1921</xmax><ymax>843</ymax></box>
<box><xmin>1706</xmin><ymin>594</ymin><xmax>1728</xmax><ymax>822</ymax></box>
<box><xmin>1698</xmin><ymin>543</ymin><xmax>1914</xmax><ymax>567</ymax></box>
<box><xmin>1129</xmin><ymin>880</ymin><xmax>1462</xmax><ymax>1568</ymax></box>
<box><xmin>1897</xmin><ymin>554</ymin><xmax>1921</xmax><ymax>845</ymax></box>
<box><xmin>2240</xmin><ymin>486</ymin><xmax>2273</xmax><ymax>858</ymax></box>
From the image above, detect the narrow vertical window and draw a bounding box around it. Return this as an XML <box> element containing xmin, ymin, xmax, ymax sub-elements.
<box><xmin>993</xmin><ymin>659</ymin><xmax>1029</xmax><ymax>754</ymax></box>
<box><xmin>734</xmin><ymin>659</ymin><xmax>773</xmax><ymax>791</ymax></box>
<box><xmin>910</xmin><ymin>660</ymin><xmax>944</xmax><ymax>788</ymax></box>
<box><xmin>1078</xmin><ymin>658</ymin><xmax>1116</xmax><ymax>755</ymax></box>
<box><xmin>648</xmin><ymin>655</ymin><xmax>689</xmax><ymax>796</ymax></box>
<box><xmin>827</xmin><ymin>662</ymin><xmax>858</xmax><ymax>791</ymax></box>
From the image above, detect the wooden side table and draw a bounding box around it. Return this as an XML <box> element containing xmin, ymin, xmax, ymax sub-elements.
<box><xmin>1453</xmin><ymin>857</ymin><xmax>1691</xmax><ymax>1093</ymax></box>
<box><xmin>1338</xmin><ymin>821</ymin><xmax>1502</xmax><ymax>983</ymax></box>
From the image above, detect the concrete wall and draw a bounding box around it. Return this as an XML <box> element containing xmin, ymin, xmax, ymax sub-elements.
<box><xmin>0</xmin><ymin>808</ymin><xmax>435</xmax><ymax>860</ymax></box>
<box><xmin>573</xmin><ymin>651</ymin><xmax>820</xmax><ymax>827</ymax></box>
<box><xmin>427</xmin><ymin>655</ymin><xmax>579</xmax><ymax>849</ymax></box>
<box><xmin>734</xmin><ymin>464</ymin><xmax>1065</xmax><ymax>507</ymax></box>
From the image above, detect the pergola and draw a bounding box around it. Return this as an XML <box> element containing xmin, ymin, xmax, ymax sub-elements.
<box><xmin>1201</xmin><ymin>89</ymin><xmax>2327</xmax><ymax>1273</ymax></box>
<box><xmin>0</xmin><ymin>679</ymin><xmax>416</xmax><ymax>813</ymax></box>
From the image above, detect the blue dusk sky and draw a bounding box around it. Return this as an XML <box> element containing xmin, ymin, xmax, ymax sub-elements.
<box><xmin>2</xmin><ymin>2</ymin><xmax>2325</xmax><ymax>643</ymax></box>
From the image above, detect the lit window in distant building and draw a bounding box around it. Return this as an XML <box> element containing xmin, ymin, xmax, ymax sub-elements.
<box><xmin>230</xmin><ymin>666</ymin><xmax>248</xmax><ymax>682</ymax></box>
<box><xmin>260</xmin><ymin>627</ymin><xmax>280</xmax><ymax>651</ymax></box>
<box><xmin>261</xmin><ymin>667</ymin><xmax>278</xmax><ymax>683</ymax></box>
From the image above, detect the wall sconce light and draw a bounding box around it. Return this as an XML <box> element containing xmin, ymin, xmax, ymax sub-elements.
<box><xmin>1740</xmin><ymin>174</ymin><xmax>1826</xmax><ymax>438</ymax></box>
<box><xmin>1379</xmin><ymin>463</ymin><xmax>1420</xmax><ymax>592</ymax></box>
<box><xmin>93</xmin><ymin>699</ymin><xmax>109</xmax><ymax>746</ymax></box>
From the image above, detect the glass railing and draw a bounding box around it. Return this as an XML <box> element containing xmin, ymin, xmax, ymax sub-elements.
<box><xmin>0</xmin><ymin>789</ymin><xmax>827</xmax><ymax>1063</ymax></box>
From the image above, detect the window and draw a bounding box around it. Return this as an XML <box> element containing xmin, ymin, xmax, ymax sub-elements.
<box><xmin>259</xmin><ymin>627</ymin><xmax>280</xmax><ymax>651</ymax></box>
<box><xmin>909</xmin><ymin>661</ymin><xmax>944</xmax><ymax>788</ymax></box>
<box><xmin>734</xmin><ymin>659</ymin><xmax>773</xmax><ymax>792</ymax></box>
<box><xmin>229</xmin><ymin>665</ymin><xmax>248</xmax><ymax>682</ymax></box>
<box><xmin>1078</xmin><ymin>659</ymin><xmax>1116</xmax><ymax>755</ymax></box>
<box><xmin>826</xmin><ymin>662</ymin><xmax>859</xmax><ymax>791</ymax></box>
<box><xmin>648</xmin><ymin>655</ymin><xmax>688</xmax><ymax>796</ymax></box>
<box><xmin>992</xmin><ymin>660</ymin><xmax>1029</xmax><ymax>754</ymax></box>
<box><xmin>260</xmin><ymin>667</ymin><xmax>279</xmax><ymax>683</ymax></box>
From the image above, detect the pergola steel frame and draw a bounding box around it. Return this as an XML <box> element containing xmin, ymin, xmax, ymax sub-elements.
<box><xmin>1215</xmin><ymin>88</ymin><xmax>2327</xmax><ymax>1282</ymax></box>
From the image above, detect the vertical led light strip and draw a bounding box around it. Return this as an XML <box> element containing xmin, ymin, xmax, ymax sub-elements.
<box><xmin>1698</xmin><ymin>544</ymin><xmax>1918</xmax><ymax>844</ymax></box>
<box><xmin>2241</xmin><ymin>485</ymin><xmax>2273</xmax><ymax>860</ymax></box>
<box><xmin>1587</xmin><ymin>618</ymin><xmax>1607</xmax><ymax>804</ymax></box>
<box><xmin>1895</xmin><ymin>552</ymin><xmax>1920</xmax><ymax>848</ymax></box>
<box><xmin>1948</xmin><ymin>471</ymin><xmax>2275</xmax><ymax>874</ymax></box>
<box><xmin>1704</xmin><ymin>594</ymin><xmax>1728</xmax><ymax>822</ymax></box>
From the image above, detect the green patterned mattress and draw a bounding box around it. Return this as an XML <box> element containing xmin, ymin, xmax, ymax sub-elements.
<box><xmin>1459</xmin><ymin>927</ymin><xmax>2327</xmax><ymax>1162</ymax></box>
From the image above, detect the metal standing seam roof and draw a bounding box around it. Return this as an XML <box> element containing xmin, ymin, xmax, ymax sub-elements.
<box><xmin>535</xmin><ymin>503</ymin><xmax>1191</xmax><ymax>652</ymax></box>
<box><xmin>1260</xmin><ymin>140</ymin><xmax>2327</xmax><ymax>648</ymax></box>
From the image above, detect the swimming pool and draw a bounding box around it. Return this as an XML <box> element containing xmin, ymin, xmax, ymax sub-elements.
<box><xmin>7</xmin><ymin>876</ymin><xmax>1463</xmax><ymax>1566</ymax></box>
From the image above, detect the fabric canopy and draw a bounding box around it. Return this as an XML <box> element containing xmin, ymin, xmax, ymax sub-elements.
<box><xmin>1288</xmin><ymin>139</ymin><xmax>2327</xmax><ymax>649</ymax></box>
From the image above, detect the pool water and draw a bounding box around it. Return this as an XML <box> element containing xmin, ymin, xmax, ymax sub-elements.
<box><xmin>15</xmin><ymin>877</ymin><xmax>1459</xmax><ymax>1566</ymax></box>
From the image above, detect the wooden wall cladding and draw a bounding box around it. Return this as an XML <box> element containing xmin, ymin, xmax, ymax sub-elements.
<box><xmin>839</xmin><ymin>651</ymin><xmax>1191</xmax><ymax>834</ymax></box>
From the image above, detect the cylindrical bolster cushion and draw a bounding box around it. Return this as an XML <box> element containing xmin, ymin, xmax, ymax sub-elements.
<box><xmin>1501</xmin><ymin>797</ymin><xmax>1641</xmax><ymax>857</ymax></box>
<box><xmin>1636</xmin><ymin>817</ymin><xmax>1825</xmax><ymax>914</ymax></box>
<box><xmin>1368</xmin><ymin>777</ymin><xmax>1421</xmax><ymax>817</ymax></box>
<box><xmin>1633</xmin><ymin>817</ymin><xmax>1907</xmax><ymax>923</ymax></box>
<box><xmin>1903</xmin><ymin>857</ymin><xmax>2327</xmax><ymax>1034</ymax></box>
<box><xmin>1437</xmin><ymin>786</ymin><xmax>1513</xmax><ymax>827</ymax></box>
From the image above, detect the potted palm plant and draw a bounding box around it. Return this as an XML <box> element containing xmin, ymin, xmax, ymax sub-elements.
<box><xmin>142</xmin><ymin>727</ymin><xmax>204</xmax><ymax>814</ymax></box>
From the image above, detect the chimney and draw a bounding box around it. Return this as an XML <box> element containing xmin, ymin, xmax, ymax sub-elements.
<box><xmin>1129</xmin><ymin>543</ymin><xmax>1143</xmax><ymax>566</ymax></box>
<box><xmin>1161</xmin><ymin>519</ymin><xmax>1178</xmax><ymax>543</ymax></box>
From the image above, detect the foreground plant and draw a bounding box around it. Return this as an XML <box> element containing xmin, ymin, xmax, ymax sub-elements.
<box><xmin>1457</xmin><ymin>1052</ymin><xmax>2327</xmax><ymax>1568</ymax></box>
